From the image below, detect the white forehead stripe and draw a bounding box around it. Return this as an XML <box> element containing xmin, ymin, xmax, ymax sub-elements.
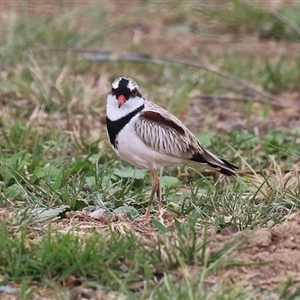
<box><xmin>128</xmin><ymin>79</ymin><xmax>138</xmax><ymax>90</ymax></box>
<box><xmin>112</xmin><ymin>77</ymin><xmax>139</xmax><ymax>91</ymax></box>
<box><xmin>112</xmin><ymin>78</ymin><xmax>121</xmax><ymax>89</ymax></box>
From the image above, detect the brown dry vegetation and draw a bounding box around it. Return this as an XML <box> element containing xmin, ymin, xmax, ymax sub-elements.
<box><xmin>0</xmin><ymin>0</ymin><xmax>300</xmax><ymax>299</ymax></box>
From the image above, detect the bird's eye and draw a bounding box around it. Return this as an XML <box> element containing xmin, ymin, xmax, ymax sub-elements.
<box><xmin>111</xmin><ymin>88</ymin><xmax>115</xmax><ymax>94</ymax></box>
<box><xmin>131</xmin><ymin>88</ymin><xmax>138</xmax><ymax>97</ymax></box>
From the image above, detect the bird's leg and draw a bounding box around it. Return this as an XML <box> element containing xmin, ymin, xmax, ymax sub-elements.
<box><xmin>155</xmin><ymin>171</ymin><xmax>162</xmax><ymax>212</ymax></box>
<box><xmin>144</xmin><ymin>169</ymin><xmax>161</xmax><ymax>219</ymax></box>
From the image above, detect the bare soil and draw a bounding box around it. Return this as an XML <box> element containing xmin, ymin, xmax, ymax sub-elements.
<box><xmin>55</xmin><ymin>211</ymin><xmax>300</xmax><ymax>296</ymax></box>
<box><xmin>1</xmin><ymin>1</ymin><xmax>300</xmax><ymax>298</ymax></box>
<box><xmin>211</xmin><ymin>213</ymin><xmax>300</xmax><ymax>293</ymax></box>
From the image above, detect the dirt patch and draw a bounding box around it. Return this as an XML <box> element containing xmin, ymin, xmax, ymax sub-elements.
<box><xmin>184</xmin><ymin>95</ymin><xmax>300</xmax><ymax>134</ymax></box>
<box><xmin>209</xmin><ymin>214</ymin><xmax>300</xmax><ymax>293</ymax></box>
<box><xmin>48</xmin><ymin>210</ymin><xmax>300</xmax><ymax>295</ymax></box>
<box><xmin>53</xmin><ymin>210</ymin><xmax>176</xmax><ymax>240</ymax></box>
<box><xmin>0</xmin><ymin>1</ymin><xmax>300</xmax><ymax>298</ymax></box>
<box><xmin>1</xmin><ymin>208</ymin><xmax>300</xmax><ymax>297</ymax></box>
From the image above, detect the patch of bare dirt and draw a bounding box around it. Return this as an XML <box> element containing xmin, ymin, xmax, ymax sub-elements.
<box><xmin>48</xmin><ymin>210</ymin><xmax>300</xmax><ymax>295</ymax></box>
<box><xmin>184</xmin><ymin>94</ymin><xmax>300</xmax><ymax>134</ymax></box>
<box><xmin>1</xmin><ymin>1</ymin><xmax>300</xmax><ymax>297</ymax></box>
<box><xmin>2</xmin><ymin>208</ymin><xmax>300</xmax><ymax>296</ymax></box>
<box><xmin>54</xmin><ymin>210</ymin><xmax>176</xmax><ymax>240</ymax></box>
<box><xmin>209</xmin><ymin>213</ymin><xmax>300</xmax><ymax>293</ymax></box>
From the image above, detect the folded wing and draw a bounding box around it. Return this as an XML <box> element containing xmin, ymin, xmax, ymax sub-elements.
<box><xmin>135</xmin><ymin>106</ymin><xmax>199</xmax><ymax>156</ymax></box>
<box><xmin>134</xmin><ymin>103</ymin><xmax>238</xmax><ymax>177</ymax></box>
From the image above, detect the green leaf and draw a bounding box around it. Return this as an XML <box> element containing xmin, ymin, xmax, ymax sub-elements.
<box><xmin>87</xmin><ymin>152</ymin><xmax>104</xmax><ymax>164</ymax></box>
<box><xmin>195</xmin><ymin>133</ymin><xmax>214</xmax><ymax>147</ymax></box>
<box><xmin>70</xmin><ymin>198</ymin><xmax>87</xmax><ymax>210</ymax></box>
<box><xmin>113</xmin><ymin>167</ymin><xmax>146</xmax><ymax>180</ymax></box>
<box><xmin>161</xmin><ymin>176</ymin><xmax>180</xmax><ymax>188</ymax></box>
<box><xmin>7</xmin><ymin>150</ymin><xmax>28</xmax><ymax>165</ymax></box>
<box><xmin>174</xmin><ymin>219</ymin><xmax>184</xmax><ymax>234</ymax></box>
<box><xmin>32</xmin><ymin>205</ymin><xmax>69</xmax><ymax>219</ymax></box>
<box><xmin>2</xmin><ymin>150</ymin><xmax>29</xmax><ymax>184</ymax></box>
<box><xmin>143</xmin><ymin>262</ymin><xmax>153</xmax><ymax>281</ymax></box>
<box><xmin>53</xmin><ymin>171</ymin><xmax>63</xmax><ymax>190</ymax></box>
<box><xmin>85</xmin><ymin>176</ymin><xmax>96</xmax><ymax>185</ymax></box>
<box><xmin>151</xmin><ymin>219</ymin><xmax>168</xmax><ymax>234</ymax></box>
<box><xmin>32</xmin><ymin>166</ymin><xmax>47</xmax><ymax>179</ymax></box>
<box><xmin>5</xmin><ymin>184</ymin><xmax>22</xmax><ymax>198</ymax></box>
<box><xmin>43</xmin><ymin>163</ymin><xmax>61</xmax><ymax>180</ymax></box>
<box><xmin>113</xmin><ymin>206</ymin><xmax>139</xmax><ymax>219</ymax></box>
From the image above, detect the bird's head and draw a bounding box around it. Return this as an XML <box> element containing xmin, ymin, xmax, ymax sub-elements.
<box><xmin>110</xmin><ymin>77</ymin><xmax>142</xmax><ymax>108</ymax></box>
<box><xmin>106</xmin><ymin>77</ymin><xmax>145</xmax><ymax>121</ymax></box>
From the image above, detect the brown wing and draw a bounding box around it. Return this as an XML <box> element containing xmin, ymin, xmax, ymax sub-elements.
<box><xmin>134</xmin><ymin>108</ymin><xmax>201</xmax><ymax>159</ymax></box>
<box><xmin>135</xmin><ymin>102</ymin><xmax>238</xmax><ymax>176</ymax></box>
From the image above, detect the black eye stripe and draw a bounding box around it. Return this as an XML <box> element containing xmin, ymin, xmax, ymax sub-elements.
<box><xmin>111</xmin><ymin>83</ymin><xmax>141</xmax><ymax>100</ymax></box>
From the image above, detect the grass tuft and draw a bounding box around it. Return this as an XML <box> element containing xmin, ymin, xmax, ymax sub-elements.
<box><xmin>0</xmin><ymin>1</ymin><xmax>299</xmax><ymax>298</ymax></box>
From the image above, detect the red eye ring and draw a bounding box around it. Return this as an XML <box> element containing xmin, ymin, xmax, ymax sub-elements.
<box><xmin>131</xmin><ymin>88</ymin><xmax>137</xmax><ymax>97</ymax></box>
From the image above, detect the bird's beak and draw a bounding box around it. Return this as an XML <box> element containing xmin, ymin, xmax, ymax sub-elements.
<box><xmin>117</xmin><ymin>95</ymin><xmax>127</xmax><ymax>108</ymax></box>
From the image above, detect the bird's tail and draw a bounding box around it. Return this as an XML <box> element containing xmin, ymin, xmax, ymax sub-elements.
<box><xmin>190</xmin><ymin>148</ymin><xmax>238</xmax><ymax>177</ymax></box>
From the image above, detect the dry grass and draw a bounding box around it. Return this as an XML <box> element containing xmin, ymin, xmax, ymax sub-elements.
<box><xmin>0</xmin><ymin>1</ymin><xmax>300</xmax><ymax>299</ymax></box>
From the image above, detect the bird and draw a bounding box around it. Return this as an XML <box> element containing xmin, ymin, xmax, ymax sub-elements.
<box><xmin>106</xmin><ymin>77</ymin><xmax>238</xmax><ymax>219</ymax></box>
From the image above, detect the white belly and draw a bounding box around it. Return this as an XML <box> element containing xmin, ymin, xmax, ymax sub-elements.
<box><xmin>115</xmin><ymin>123</ymin><xmax>185</xmax><ymax>170</ymax></box>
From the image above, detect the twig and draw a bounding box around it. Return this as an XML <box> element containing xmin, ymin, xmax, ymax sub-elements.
<box><xmin>85</xmin><ymin>52</ymin><xmax>287</xmax><ymax>104</ymax></box>
<box><xmin>202</xmin><ymin>168</ymin><xmax>298</xmax><ymax>177</ymax></box>
<box><xmin>199</xmin><ymin>94</ymin><xmax>258</xmax><ymax>102</ymax></box>
<box><xmin>270</xmin><ymin>9</ymin><xmax>300</xmax><ymax>37</ymax></box>
<box><xmin>196</xmin><ymin>94</ymin><xmax>299</xmax><ymax>111</ymax></box>
<box><xmin>258</xmin><ymin>276</ymin><xmax>300</xmax><ymax>286</ymax></box>
<box><xmin>41</xmin><ymin>46</ymin><xmax>297</xmax><ymax>110</ymax></box>
<box><xmin>39</xmin><ymin>45</ymin><xmax>111</xmax><ymax>54</ymax></box>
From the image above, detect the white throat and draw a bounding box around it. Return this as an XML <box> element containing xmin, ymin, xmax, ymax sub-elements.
<box><xmin>106</xmin><ymin>93</ymin><xmax>145</xmax><ymax>121</ymax></box>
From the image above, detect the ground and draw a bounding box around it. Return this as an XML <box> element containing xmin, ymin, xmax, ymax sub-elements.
<box><xmin>0</xmin><ymin>1</ymin><xmax>300</xmax><ymax>299</ymax></box>
<box><xmin>33</xmin><ymin>211</ymin><xmax>300</xmax><ymax>298</ymax></box>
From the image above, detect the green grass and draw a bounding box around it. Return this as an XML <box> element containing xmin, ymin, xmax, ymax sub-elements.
<box><xmin>0</xmin><ymin>216</ymin><xmax>250</xmax><ymax>299</ymax></box>
<box><xmin>0</xmin><ymin>1</ymin><xmax>300</xmax><ymax>299</ymax></box>
<box><xmin>202</xmin><ymin>0</ymin><xmax>300</xmax><ymax>41</ymax></box>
